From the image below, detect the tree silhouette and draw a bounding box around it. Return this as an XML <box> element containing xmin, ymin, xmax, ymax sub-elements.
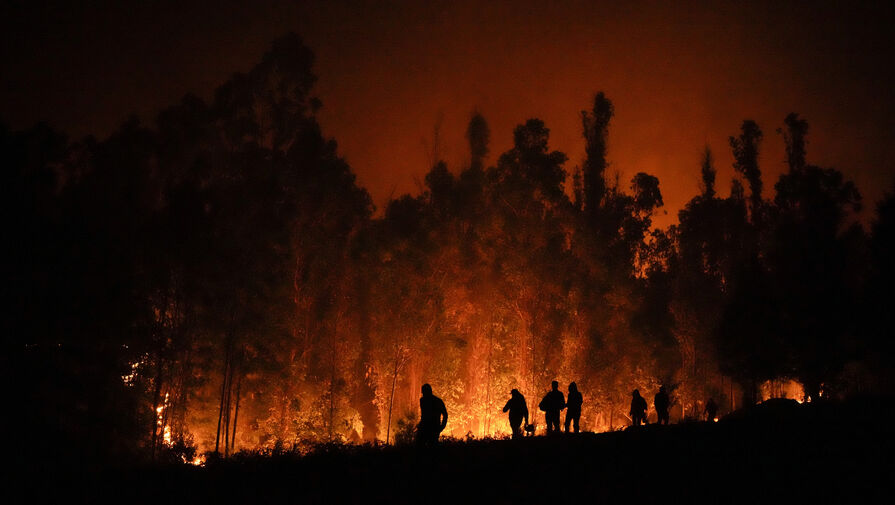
<box><xmin>467</xmin><ymin>112</ymin><xmax>490</xmax><ymax>172</ymax></box>
<box><xmin>8</xmin><ymin>33</ymin><xmax>890</xmax><ymax>460</ymax></box>
<box><xmin>729</xmin><ymin>120</ymin><xmax>764</xmax><ymax>219</ymax></box>
<box><xmin>770</xmin><ymin>114</ymin><xmax>862</xmax><ymax>400</ymax></box>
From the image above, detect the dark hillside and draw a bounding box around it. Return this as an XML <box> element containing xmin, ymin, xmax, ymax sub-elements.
<box><xmin>30</xmin><ymin>396</ymin><xmax>894</xmax><ymax>504</ymax></box>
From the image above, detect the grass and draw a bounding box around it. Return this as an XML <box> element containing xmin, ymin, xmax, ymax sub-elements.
<box><xmin>27</xmin><ymin>396</ymin><xmax>895</xmax><ymax>504</ymax></box>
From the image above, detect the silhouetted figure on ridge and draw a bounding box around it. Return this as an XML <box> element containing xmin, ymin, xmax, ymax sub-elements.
<box><xmin>654</xmin><ymin>385</ymin><xmax>670</xmax><ymax>425</ymax></box>
<box><xmin>539</xmin><ymin>381</ymin><xmax>566</xmax><ymax>435</ymax></box>
<box><xmin>417</xmin><ymin>383</ymin><xmax>448</xmax><ymax>445</ymax></box>
<box><xmin>564</xmin><ymin>382</ymin><xmax>583</xmax><ymax>433</ymax></box>
<box><xmin>705</xmin><ymin>398</ymin><xmax>718</xmax><ymax>421</ymax></box>
<box><xmin>503</xmin><ymin>389</ymin><xmax>529</xmax><ymax>439</ymax></box>
<box><xmin>630</xmin><ymin>389</ymin><xmax>648</xmax><ymax>426</ymax></box>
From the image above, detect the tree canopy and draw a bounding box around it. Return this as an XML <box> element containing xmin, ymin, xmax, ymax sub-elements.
<box><xmin>7</xmin><ymin>34</ymin><xmax>889</xmax><ymax>463</ymax></box>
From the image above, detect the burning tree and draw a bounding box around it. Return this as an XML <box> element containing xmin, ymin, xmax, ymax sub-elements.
<box><xmin>10</xmin><ymin>34</ymin><xmax>878</xmax><ymax>461</ymax></box>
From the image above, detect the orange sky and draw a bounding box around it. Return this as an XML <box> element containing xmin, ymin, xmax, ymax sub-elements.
<box><xmin>3</xmin><ymin>1</ymin><xmax>894</xmax><ymax>227</ymax></box>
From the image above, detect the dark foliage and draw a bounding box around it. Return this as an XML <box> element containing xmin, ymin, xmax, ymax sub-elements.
<box><xmin>5</xmin><ymin>32</ymin><xmax>892</xmax><ymax>468</ymax></box>
<box><xmin>26</xmin><ymin>397</ymin><xmax>895</xmax><ymax>504</ymax></box>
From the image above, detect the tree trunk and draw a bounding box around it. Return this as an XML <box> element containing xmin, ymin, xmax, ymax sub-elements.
<box><xmin>149</xmin><ymin>355</ymin><xmax>164</xmax><ymax>459</ymax></box>
<box><xmin>223</xmin><ymin>360</ymin><xmax>235</xmax><ymax>456</ymax></box>
<box><xmin>276</xmin><ymin>388</ymin><xmax>289</xmax><ymax>450</ymax></box>
<box><xmin>353</xmin><ymin>280</ymin><xmax>379</xmax><ymax>442</ymax></box>
<box><xmin>230</xmin><ymin>374</ymin><xmax>242</xmax><ymax>453</ymax></box>
<box><xmin>386</xmin><ymin>346</ymin><xmax>402</xmax><ymax>445</ymax></box>
<box><xmin>214</xmin><ymin>332</ymin><xmax>234</xmax><ymax>455</ymax></box>
<box><xmin>485</xmin><ymin>325</ymin><xmax>493</xmax><ymax>437</ymax></box>
<box><xmin>329</xmin><ymin>326</ymin><xmax>337</xmax><ymax>441</ymax></box>
<box><xmin>171</xmin><ymin>347</ymin><xmax>192</xmax><ymax>440</ymax></box>
<box><xmin>730</xmin><ymin>380</ymin><xmax>735</xmax><ymax>412</ymax></box>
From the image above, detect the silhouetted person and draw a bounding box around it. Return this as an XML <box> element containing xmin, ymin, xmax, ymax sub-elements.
<box><xmin>654</xmin><ymin>386</ymin><xmax>670</xmax><ymax>425</ymax></box>
<box><xmin>564</xmin><ymin>382</ymin><xmax>583</xmax><ymax>433</ymax></box>
<box><xmin>539</xmin><ymin>380</ymin><xmax>566</xmax><ymax>435</ymax></box>
<box><xmin>705</xmin><ymin>398</ymin><xmax>718</xmax><ymax>421</ymax></box>
<box><xmin>503</xmin><ymin>389</ymin><xmax>529</xmax><ymax>439</ymax></box>
<box><xmin>630</xmin><ymin>389</ymin><xmax>648</xmax><ymax>426</ymax></box>
<box><xmin>417</xmin><ymin>383</ymin><xmax>448</xmax><ymax>445</ymax></box>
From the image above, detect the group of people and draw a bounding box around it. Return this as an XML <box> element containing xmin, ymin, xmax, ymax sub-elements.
<box><xmin>416</xmin><ymin>381</ymin><xmax>720</xmax><ymax>444</ymax></box>
<box><xmin>629</xmin><ymin>387</ymin><xmax>667</xmax><ymax>426</ymax></box>
<box><xmin>629</xmin><ymin>387</ymin><xmax>719</xmax><ymax>426</ymax></box>
<box><xmin>500</xmin><ymin>380</ymin><xmax>583</xmax><ymax>439</ymax></box>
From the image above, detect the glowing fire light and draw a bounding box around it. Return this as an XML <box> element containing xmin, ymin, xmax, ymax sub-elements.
<box><xmin>156</xmin><ymin>392</ymin><xmax>174</xmax><ymax>446</ymax></box>
<box><xmin>122</xmin><ymin>359</ymin><xmax>142</xmax><ymax>386</ymax></box>
<box><xmin>760</xmin><ymin>379</ymin><xmax>808</xmax><ymax>403</ymax></box>
<box><xmin>183</xmin><ymin>454</ymin><xmax>206</xmax><ymax>466</ymax></box>
<box><xmin>154</xmin><ymin>391</ymin><xmax>206</xmax><ymax>466</ymax></box>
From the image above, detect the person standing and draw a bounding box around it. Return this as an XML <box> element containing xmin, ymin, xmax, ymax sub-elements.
<box><xmin>564</xmin><ymin>382</ymin><xmax>583</xmax><ymax>433</ymax></box>
<box><xmin>539</xmin><ymin>381</ymin><xmax>566</xmax><ymax>435</ymax></box>
<box><xmin>654</xmin><ymin>386</ymin><xmax>670</xmax><ymax>425</ymax></box>
<box><xmin>705</xmin><ymin>398</ymin><xmax>718</xmax><ymax>421</ymax></box>
<box><xmin>630</xmin><ymin>389</ymin><xmax>648</xmax><ymax>426</ymax></box>
<box><xmin>417</xmin><ymin>383</ymin><xmax>448</xmax><ymax>445</ymax></box>
<box><xmin>502</xmin><ymin>389</ymin><xmax>529</xmax><ymax>439</ymax></box>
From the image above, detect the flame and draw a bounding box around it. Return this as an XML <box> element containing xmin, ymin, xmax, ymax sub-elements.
<box><xmin>174</xmin><ymin>373</ymin><xmax>811</xmax><ymax>451</ymax></box>
<box><xmin>121</xmin><ymin>357</ymin><xmax>143</xmax><ymax>386</ymax></box>
<box><xmin>183</xmin><ymin>453</ymin><xmax>206</xmax><ymax>466</ymax></box>
<box><xmin>156</xmin><ymin>392</ymin><xmax>174</xmax><ymax>447</ymax></box>
<box><xmin>760</xmin><ymin>379</ymin><xmax>807</xmax><ymax>403</ymax></box>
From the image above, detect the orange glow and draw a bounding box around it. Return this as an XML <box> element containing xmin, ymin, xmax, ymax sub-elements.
<box><xmin>6</xmin><ymin>3</ymin><xmax>889</xmax><ymax>228</ymax></box>
<box><xmin>760</xmin><ymin>379</ymin><xmax>807</xmax><ymax>403</ymax></box>
<box><xmin>184</xmin><ymin>454</ymin><xmax>206</xmax><ymax>466</ymax></box>
<box><xmin>299</xmin><ymin>2</ymin><xmax>893</xmax><ymax>228</ymax></box>
<box><xmin>157</xmin><ymin>392</ymin><xmax>173</xmax><ymax>447</ymax></box>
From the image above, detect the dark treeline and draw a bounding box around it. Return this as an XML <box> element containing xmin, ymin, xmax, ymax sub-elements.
<box><xmin>6</xmin><ymin>34</ymin><xmax>894</xmax><ymax>464</ymax></box>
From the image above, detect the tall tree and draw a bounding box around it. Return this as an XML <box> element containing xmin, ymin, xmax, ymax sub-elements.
<box><xmin>780</xmin><ymin>113</ymin><xmax>808</xmax><ymax>172</ymax></box>
<box><xmin>770</xmin><ymin>114</ymin><xmax>862</xmax><ymax>400</ymax></box>
<box><xmin>729</xmin><ymin>120</ymin><xmax>764</xmax><ymax>218</ymax></box>
<box><xmin>581</xmin><ymin>92</ymin><xmax>613</xmax><ymax>222</ymax></box>
<box><xmin>467</xmin><ymin>112</ymin><xmax>490</xmax><ymax>172</ymax></box>
<box><xmin>700</xmin><ymin>146</ymin><xmax>716</xmax><ymax>199</ymax></box>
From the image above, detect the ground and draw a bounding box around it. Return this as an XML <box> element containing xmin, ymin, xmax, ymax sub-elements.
<box><xmin>27</xmin><ymin>397</ymin><xmax>895</xmax><ymax>504</ymax></box>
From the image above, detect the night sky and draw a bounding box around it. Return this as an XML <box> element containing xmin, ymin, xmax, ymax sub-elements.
<box><xmin>3</xmin><ymin>0</ymin><xmax>894</xmax><ymax>225</ymax></box>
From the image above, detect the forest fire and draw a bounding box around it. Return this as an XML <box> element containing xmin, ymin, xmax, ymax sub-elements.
<box><xmin>759</xmin><ymin>380</ymin><xmax>808</xmax><ymax>404</ymax></box>
<box><xmin>184</xmin><ymin>454</ymin><xmax>206</xmax><ymax>467</ymax></box>
<box><xmin>73</xmin><ymin>41</ymin><xmax>880</xmax><ymax>453</ymax></box>
<box><xmin>10</xmin><ymin>22</ymin><xmax>894</xmax><ymax>472</ymax></box>
<box><xmin>7</xmin><ymin>3</ymin><xmax>895</xmax><ymax>504</ymax></box>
